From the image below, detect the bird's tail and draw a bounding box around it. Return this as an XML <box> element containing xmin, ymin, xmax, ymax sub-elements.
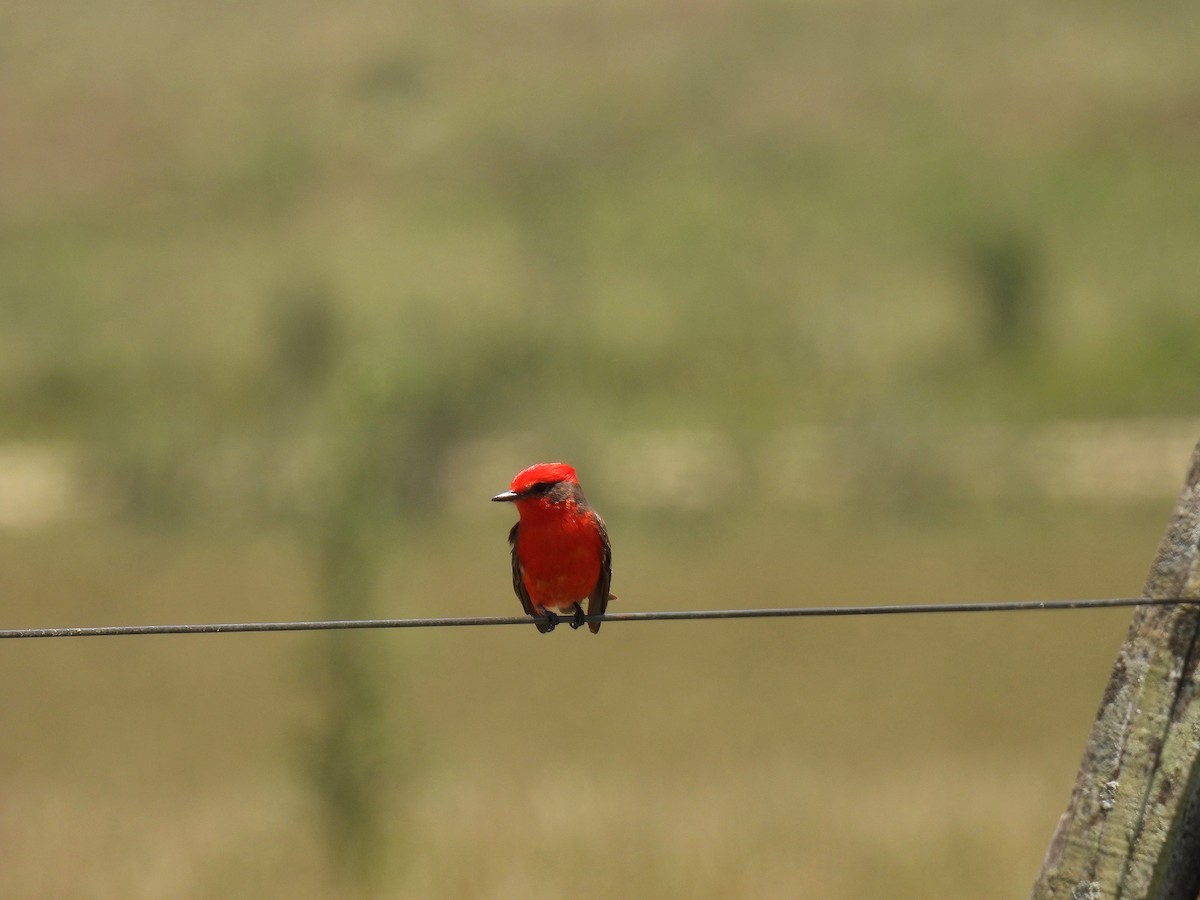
<box><xmin>587</xmin><ymin>592</ymin><xmax>617</xmax><ymax>634</ymax></box>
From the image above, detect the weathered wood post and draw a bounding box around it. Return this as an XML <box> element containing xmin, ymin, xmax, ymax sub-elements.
<box><xmin>1032</xmin><ymin>442</ymin><xmax>1200</xmax><ymax>899</ymax></box>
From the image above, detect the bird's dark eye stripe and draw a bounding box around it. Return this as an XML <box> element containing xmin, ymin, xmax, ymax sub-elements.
<box><xmin>523</xmin><ymin>481</ymin><xmax>555</xmax><ymax>496</ymax></box>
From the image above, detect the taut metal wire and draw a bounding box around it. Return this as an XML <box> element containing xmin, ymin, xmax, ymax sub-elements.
<box><xmin>0</xmin><ymin>596</ymin><xmax>1190</xmax><ymax>640</ymax></box>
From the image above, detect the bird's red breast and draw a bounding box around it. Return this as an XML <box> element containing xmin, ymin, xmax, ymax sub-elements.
<box><xmin>513</xmin><ymin>499</ymin><xmax>604</xmax><ymax>612</ymax></box>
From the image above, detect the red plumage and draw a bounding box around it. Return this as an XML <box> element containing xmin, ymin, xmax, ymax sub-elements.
<box><xmin>492</xmin><ymin>462</ymin><xmax>614</xmax><ymax>634</ymax></box>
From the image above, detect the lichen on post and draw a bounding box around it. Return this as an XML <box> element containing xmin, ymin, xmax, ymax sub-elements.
<box><xmin>1032</xmin><ymin>443</ymin><xmax>1200</xmax><ymax>899</ymax></box>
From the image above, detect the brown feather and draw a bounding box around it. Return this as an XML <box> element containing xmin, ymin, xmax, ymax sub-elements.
<box><xmin>586</xmin><ymin>512</ymin><xmax>614</xmax><ymax>634</ymax></box>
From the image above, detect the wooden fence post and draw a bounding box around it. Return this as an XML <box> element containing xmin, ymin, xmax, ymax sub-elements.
<box><xmin>1032</xmin><ymin>442</ymin><xmax>1200</xmax><ymax>899</ymax></box>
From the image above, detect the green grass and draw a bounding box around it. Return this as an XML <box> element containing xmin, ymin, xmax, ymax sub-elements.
<box><xmin>0</xmin><ymin>503</ymin><xmax>1170</xmax><ymax>897</ymax></box>
<box><xmin>3</xmin><ymin>0</ymin><xmax>1200</xmax><ymax>436</ymax></box>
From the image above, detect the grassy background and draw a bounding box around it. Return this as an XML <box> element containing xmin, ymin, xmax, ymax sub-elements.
<box><xmin>0</xmin><ymin>509</ymin><xmax>1170</xmax><ymax>898</ymax></box>
<box><xmin>2</xmin><ymin>0</ymin><xmax>1200</xmax><ymax>896</ymax></box>
<box><xmin>4</xmin><ymin>0</ymin><xmax>1200</xmax><ymax>437</ymax></box>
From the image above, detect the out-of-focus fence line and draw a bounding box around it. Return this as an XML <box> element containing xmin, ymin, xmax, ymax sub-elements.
<box><xmin>1</xmin><ymin>418</ymin><xmax>1196</xmax><ymax>531</ymax></box>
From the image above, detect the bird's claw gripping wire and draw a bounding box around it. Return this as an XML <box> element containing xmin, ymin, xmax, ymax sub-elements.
<box><xmin>540</xmin><ymin>610</ymin><xmax>558</xmax><ymax>633</ymax></box>
<box><xmin>569</xmin><ymin>605</ymin><xmax>587</xmax><ymax>630</ymax></box>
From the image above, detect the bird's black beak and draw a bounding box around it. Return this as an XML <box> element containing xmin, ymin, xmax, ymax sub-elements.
<box><xmin>491</xmin><ymin>490</ymin><xmax>519</xmax><ymax>502</ymax></box>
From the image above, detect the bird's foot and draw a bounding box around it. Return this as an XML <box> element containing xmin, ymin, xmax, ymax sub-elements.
<box><xmin>540</xmin><ymin>611</ymin><xmax>559</xmax><ymax>633</ymax></box>
<box><xmin>569</xmin><ymin>605</ymin><xmax>586</xmax><ymax>630</ymax></box>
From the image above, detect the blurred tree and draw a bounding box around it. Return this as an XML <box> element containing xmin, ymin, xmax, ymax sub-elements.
<box><xmin>301</xmin><ymin>435</ymin><xmax>394</xmax><ymax>894</ymax></box>
<box><xmin>265</xmin><ymin>281</ymin><xmax>531</xmax><ymax>891</ymax></box>
<box><xmin>966</xmin><ymin>224</ymin><xmax>1044</xmax><ymax>359</ymax></box>
<box><xmin>264</xmin><ymin>282</ymin><xmax>395</xmax><ymax>892</ymax></box>
<box><xmin>267</xmin><ymin>282</ymin><xmax>341</xmax><ymax>411</ymax></box>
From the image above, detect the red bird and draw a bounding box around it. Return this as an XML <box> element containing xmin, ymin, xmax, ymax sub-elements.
<box><xmin>492</xmin><ymin>462</ymin><xmax>613</xmax><ymax>633</ymax></box>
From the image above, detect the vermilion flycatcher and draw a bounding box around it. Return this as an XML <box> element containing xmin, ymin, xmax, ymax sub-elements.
<box><xmin>492</xmin><ymin>462</ymin><xmax>613</xmax><ymax>633</ymax></box>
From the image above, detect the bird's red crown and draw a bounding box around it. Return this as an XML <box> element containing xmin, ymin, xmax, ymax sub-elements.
<box><xmin>510</xmin><ymin>461</ymin><xmax>579</xmax><ymax>494</ymax></box>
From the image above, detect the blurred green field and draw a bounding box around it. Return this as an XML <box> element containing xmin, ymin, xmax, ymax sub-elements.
<box><xmin>0</xmin><ymin>504</ymin><xmax>1173</xmax><ymax>898</ymax></box>
<box><xmin>3</xmin><ymin>0</ymin><xmax>1200</xmax><ymax>437</ymax></box>
<box><xmin>3</xmin><ymin>0</ymin><xmax>1200</xmax><ymax>896</ymax></box>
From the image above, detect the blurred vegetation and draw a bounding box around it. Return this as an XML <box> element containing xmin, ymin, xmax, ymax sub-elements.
<box><xmin>965</xmin><ymin>221</ymin><xmax>1044</xmax><ymax>360</ymax></box>
<box><xmin>266</xmin><ymin>284</ymin><xmax>393</xmax><ymax>890</ymax></box>
<box><xmin>2</xmin><ymin>0</ymin><xmax>1200</xmax><ymax>897</ymax></box>
<box><xmin>2</xmin><ymin>0</ymin><xmax>1199</xmax><ymax>458</ymax></box>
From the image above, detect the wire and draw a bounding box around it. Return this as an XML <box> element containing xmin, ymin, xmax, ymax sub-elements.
<box><xmin>0</xmin><ymin>596</ymin><xmax>1193</xmax><ymax>640</ymax></box>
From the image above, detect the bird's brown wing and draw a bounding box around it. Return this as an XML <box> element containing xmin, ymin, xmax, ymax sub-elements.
<box><xmin>509</xmin><ymin>522</ymin><xmax>553</xmax><ymax>633</ymax></box>
<box><xmin>586</xmin><ymin>513</ymin><xmax>614</xmax><ymax>634</ymax></box>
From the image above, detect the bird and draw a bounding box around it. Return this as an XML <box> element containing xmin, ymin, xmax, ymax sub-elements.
<box><xmin>492</xmin><ymin>462</ymin><xmax>613</xmax><ymax>633</ymax></box>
